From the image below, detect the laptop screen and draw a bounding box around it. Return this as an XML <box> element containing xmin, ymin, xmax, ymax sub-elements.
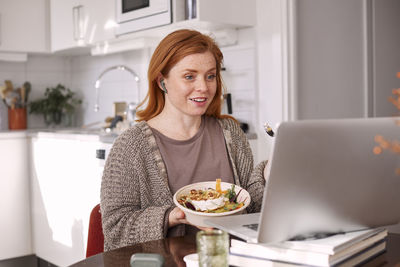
<box><xmin>257</xmin><ymin>117</ymin><xmax>400</xmax><ymax>243</ymax></box>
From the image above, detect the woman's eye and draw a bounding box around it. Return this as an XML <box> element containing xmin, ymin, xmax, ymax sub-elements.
<box><xmin>207</xmin><ymin>74</ymin><xmax>216</xmax><ymax>81</ymax></box>
<box><xmin>185</xmin><ymin>75</ymin><xmax>194</xmax><ymax>80</ymax></box>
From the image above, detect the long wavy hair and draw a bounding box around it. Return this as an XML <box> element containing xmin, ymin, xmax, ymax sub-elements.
<box><xmin>136</xmin><ymin>29</ymin><xmax>235</xmax><ymax>122</ymax></box>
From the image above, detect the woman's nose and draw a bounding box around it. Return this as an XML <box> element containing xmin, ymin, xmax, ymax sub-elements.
<box><xmin>195</xmin><ymin>78</ymin><xmax>208</xmax><ymax>92</ymax></box>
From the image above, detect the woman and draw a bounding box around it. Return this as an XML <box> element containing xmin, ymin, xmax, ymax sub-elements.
<box><xmin>100</xmin><ymin>29</ymin><xmax>267</xmax><ymax>251</ymax></box>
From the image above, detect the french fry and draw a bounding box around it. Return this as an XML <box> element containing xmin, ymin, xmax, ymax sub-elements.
<box><xmin>216</xmin><ymin>178</ymin><xmax>222</xmax><ymax>193</ymax></box>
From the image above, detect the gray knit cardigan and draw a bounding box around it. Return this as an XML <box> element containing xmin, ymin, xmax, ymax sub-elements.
<box><xmin>100</xmin><ymin>117</ymin><xmax>266</xmax><ymax>251</ymax></box>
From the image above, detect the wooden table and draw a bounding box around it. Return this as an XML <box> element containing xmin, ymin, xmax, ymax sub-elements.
<box><xmin>70</xmin><ymin>233</ymin><xmax>400</xmax><ymax>267</ymax></box>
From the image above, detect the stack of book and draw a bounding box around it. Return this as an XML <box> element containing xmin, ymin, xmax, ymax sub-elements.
<box><xmin>229</xmin><ymin>228</ymin><xmax>387</xmax><ymax>267</ymax></box>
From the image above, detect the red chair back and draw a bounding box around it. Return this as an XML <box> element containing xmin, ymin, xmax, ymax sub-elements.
<box><xmin>86</xmin><ymin>204</ymin><xmax>104</xmax><ymax>257</ymax></box>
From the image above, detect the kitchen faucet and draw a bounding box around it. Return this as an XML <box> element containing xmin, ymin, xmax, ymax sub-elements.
<box><xmin>94</xmin><ymin>65</ymin><xmax>140</xmax><ymax>124</ymax></box>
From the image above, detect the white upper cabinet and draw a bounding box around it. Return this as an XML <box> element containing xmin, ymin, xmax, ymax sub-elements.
<box><xmin>50</xmin><ymin>0</ymin><xmax>86</xmax><ymax>52</ymax></box>
<box><xmin>84</xmin><ymin>0</ymin><xmax>116</xmax><ymax>45</ymax></box>
<box><xmin>0</xmin><ymin>0</ymin><xmax>49</xmax><ymax>53</ymax></box>
<box><xmin>50</xmin><ymin>0</ymin><xmax>116</xmax><ymax>52</ymax></box>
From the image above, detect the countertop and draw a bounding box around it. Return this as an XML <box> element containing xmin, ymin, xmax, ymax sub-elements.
<box><xmin>0</xmin><ymin>128</ymin><xmax>115</xmax><ymax>142</ymax></box>
<box><xmin>0</xmin><ymin>128</ymin><xmax>257</xmax><ymax>143</ymax></box>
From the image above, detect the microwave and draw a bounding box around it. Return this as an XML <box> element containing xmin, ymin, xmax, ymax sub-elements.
<box><xmin>116</xmin><ymin>0</ymin><xmax>184</xmax><ymax>35</ymax></box>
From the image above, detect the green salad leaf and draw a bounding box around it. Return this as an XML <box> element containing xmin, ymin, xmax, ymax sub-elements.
<box><xmin>225</xmin><ymin>184</ymin><xmax>236</xmax><ymax>202</ymax></box>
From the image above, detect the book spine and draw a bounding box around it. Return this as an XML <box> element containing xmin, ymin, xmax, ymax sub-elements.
<box><xmin>229</xmin><ymin>254</ymin><xmax>276</xmax><ymax>267</ymax></box>
<box><xmin>229</xmin><ymin>241</ymin><xmax>386</xmax><ymax>267</ymax></box>
<box><xmin>230</xmin><ymin>246</ymin><xmax>329</xmax><ymax>267</ymax></box>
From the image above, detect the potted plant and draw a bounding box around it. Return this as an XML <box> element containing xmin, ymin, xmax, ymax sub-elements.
<box><xmin>29</xmin><ymin>84</ymin><xmax>82</xmax><ymax>126</ymax></box>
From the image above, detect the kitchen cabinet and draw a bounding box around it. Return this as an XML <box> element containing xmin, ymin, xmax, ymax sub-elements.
<box><xmin>0</xmin><ymin>0</ymin><xmax>49</xmax><ymax>53</ymax></box>
<box><xmin>30</xmin><ymin>133</ymin><xmax>103</xmax><ymax>266</ymax></box>
<box><xmin>0</xmin><ymin>132</ymin><xmax>32</xmax><ymax>260</ymax></box>
<box><xmin>50</xmin><ymin>0</ymin><xmax>115</xmax><ymax>52</ymax></box>
<box><xmin>50</xmin><ymin>0</ymin><xmax>86</xmax><ymax>52</ymax></box>
<box><xmin>84</xmin><ymin>0</ymin><xmax>116</xmax><ymax>45</ymax></box>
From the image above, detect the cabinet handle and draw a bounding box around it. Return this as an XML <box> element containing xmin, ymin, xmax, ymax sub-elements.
<box><xmin>72</xmin><ymin>5</ymin><xmax>84</xmax><ymax>41</ymax></box>
<box><xmin>77</xmin><ymin>5</ymin><xmax>85</xmax><ymax>40</ymax></box>
<box><xmin>72</xmin><ymin>6</ymin><xmax>79</xmax><ymax>41</ymax></box>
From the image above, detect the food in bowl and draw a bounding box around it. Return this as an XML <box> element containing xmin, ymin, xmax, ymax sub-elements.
<box><xmin>173</xmin><ymin>179</ymin><xmax>251</xmax><ymax>227</ymax></box>
<box><xmin>177</xmin><ymin>179</ymin><xmax>245</xmax><ymax>213</ymax></box>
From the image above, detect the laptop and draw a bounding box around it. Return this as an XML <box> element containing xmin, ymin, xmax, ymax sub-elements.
<box><xmin>205</xmin><ymin>117</ymin><xmax>400</xmax><ymax>243</ymax></box>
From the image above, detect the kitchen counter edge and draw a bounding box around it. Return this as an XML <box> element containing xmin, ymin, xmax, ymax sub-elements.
<box><xmin>0</xmin><ymin>129</ymin><xmax>257</xmax><ymax>143</ymax></box>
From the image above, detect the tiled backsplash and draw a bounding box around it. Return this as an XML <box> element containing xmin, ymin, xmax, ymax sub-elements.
<box><xmin>70</xmin><ymin>49</ymin><xmax>149</xmax><ymax>128</ymax></box>
<box><xmin>0</xmin><ymin>56</ymin><xmax>71</xmax><ymax>129</ymax></box>
<box><xmin>0</xmin><ymin>32</ymin><xmax>257</xmax><ymax>132</ymax></box>
<box><xmin>221</xmin><ymin>44</ymin><xmax>257</xmax><ymax>131</ymax></box>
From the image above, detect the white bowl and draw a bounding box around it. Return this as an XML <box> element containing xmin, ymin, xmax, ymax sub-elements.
<box><xmin>173</xmin><ymin>181</ymin><xmax>251</xmax><ymax>227</ymax></box>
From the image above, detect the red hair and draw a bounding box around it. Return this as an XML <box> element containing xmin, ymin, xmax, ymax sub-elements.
<box><xmin>136</xmin><ymin>29</ymin><xmax>234</xmax><ymax>122</ymax></box>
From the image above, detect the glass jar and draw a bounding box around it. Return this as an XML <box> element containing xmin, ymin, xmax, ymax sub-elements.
<box><xmin>196</xmin><ymin>229</ymin><xmax>229</xmax><ymax>267</ymax></box>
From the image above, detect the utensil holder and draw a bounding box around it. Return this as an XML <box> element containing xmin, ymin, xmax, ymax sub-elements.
<box><xmin>8</xmin><ymin>107</ymin><xmax>27</xmax><ymax>130</ymax></box>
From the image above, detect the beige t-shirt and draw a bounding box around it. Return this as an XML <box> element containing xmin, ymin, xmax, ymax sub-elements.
<box><xmin>150</xmin><ymin>115</ymin><xmax>235</xmax><ymax>195</ymax></box>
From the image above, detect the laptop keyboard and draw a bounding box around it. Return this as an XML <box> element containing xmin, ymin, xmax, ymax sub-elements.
<box><xmin>243</xmin><ymin>223</ymin><xmax>259</xmax><ymax>231</ymax></box>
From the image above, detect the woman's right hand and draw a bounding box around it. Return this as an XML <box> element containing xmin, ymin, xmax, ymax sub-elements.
<box><xmin>168</xmin><ymin>207</ymin><xmax>189</xmax><ymax>228</ymax></box>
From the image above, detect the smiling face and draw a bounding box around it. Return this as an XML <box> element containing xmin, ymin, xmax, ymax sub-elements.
<box><xmin>162</xmin><ymin>51</ymin><xmax>217</xmax><ymax>119</ymax></box>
